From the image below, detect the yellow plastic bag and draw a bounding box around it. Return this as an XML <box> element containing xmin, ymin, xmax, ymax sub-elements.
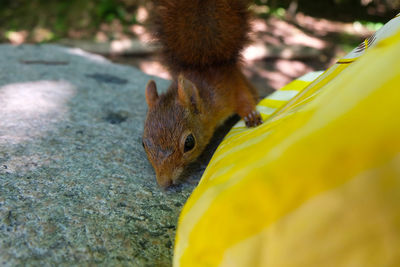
<box><xmin>174</xmin><ymin>14</ymin><xmax>400</xmax><ymax>267</ymax></box>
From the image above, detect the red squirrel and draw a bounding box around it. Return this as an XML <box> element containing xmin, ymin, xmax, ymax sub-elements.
<box><xmin>142</xmin><ymin>0</ymin><xmax>263</xmax><ymax>187</ymax></box>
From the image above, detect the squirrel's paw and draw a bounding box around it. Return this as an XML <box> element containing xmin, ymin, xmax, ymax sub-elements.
<box><xmin>244</xmin><ymin>110</ymin><xmax>263</xmax><ymax>128</ymax></box>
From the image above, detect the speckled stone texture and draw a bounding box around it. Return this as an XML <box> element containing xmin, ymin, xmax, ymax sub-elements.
<box><xmin>0</xmin><ymin>44</ymin><xmax>200</xmax><ymax>266</ymax></box>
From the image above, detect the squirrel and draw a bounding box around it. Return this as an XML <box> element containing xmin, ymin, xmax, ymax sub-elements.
<box><xmin>142</xmin><ymin>0</ymin><xmax>263</xmax><ymax>188</ymax></box>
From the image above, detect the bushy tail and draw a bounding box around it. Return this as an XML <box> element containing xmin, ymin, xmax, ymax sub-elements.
<box><xmin>152</xmin><ymin>0</ymin><xmax>252</xmax><ymax>73</ymax></box>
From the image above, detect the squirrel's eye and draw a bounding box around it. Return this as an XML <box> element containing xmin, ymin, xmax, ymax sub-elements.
<box><xmin>184</xmin><ymin>134</ymin><xmax>195</xmax><ymax>152</ymax></box>
<box><xmin>142</xmin><ymin>141</ymin><xmax>145</xmax><ymax>149</ymax></box>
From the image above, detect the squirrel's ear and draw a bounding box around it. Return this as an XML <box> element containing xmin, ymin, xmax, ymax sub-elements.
<box><xmin>177</xmin><ymin>74</ymin><xmax>202</xmax><ymax>113</ymax></box>
<box><xmin>145</xmin><ymin>80</ymin><xmax>159</xmax><ymax>108</ymax></box>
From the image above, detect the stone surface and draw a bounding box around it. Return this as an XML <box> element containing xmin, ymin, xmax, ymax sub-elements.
<box><xmin>0</xmin><ymin>44</ymin><xmax>201</xmax><ymax>266</ymax></box>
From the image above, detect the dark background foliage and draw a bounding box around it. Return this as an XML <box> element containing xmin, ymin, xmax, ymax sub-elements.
<box><xmin>0</xmin><ymin>0</ymin><xmax>397</xmax><ymax>43</ymax></box>
<box><xmin>0</xmin><ymin>0</ymin><xmax>397</xmax><ymax>93</ymax></box>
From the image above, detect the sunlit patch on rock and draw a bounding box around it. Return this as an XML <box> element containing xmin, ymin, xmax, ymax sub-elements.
<box><xmin>0</xmin><ymin>80</ymin><xmax>76</xmax><ymax>145</ymax></box>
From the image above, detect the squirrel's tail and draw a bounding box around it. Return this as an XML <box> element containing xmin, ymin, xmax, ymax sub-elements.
<box><xmin>152</xmin><ymin>0</ymin><xmax>252</xmax><ymax>73</ymax></box>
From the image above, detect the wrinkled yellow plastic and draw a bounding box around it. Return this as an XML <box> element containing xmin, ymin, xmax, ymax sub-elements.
<box><xmin>174</xmin><ymin>15</ymin><xmax>400</xmax><ymax>267</ymax></box>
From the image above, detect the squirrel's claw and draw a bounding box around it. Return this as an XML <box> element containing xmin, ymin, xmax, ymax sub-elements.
<box><xmin>244</xmin><ymin>110</ymin><xmax>263</xmax><ymax>128</ymax></box>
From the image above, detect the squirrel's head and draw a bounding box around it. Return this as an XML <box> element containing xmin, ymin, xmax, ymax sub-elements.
<box><xmin>142</xmin><ymin>75</ymin><xmax>210</xmax><ymax>188</ymax></box>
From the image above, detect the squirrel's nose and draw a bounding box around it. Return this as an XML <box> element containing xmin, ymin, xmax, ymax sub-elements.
<box><xmin>155</xmin><ymin>166</ymin><xmax>183</xmax><ymax>188</ymax></box>
<box><xmin>156</xmin><ymin>173</ymin><xmax>173</xmax><ymax>188</ymax></box>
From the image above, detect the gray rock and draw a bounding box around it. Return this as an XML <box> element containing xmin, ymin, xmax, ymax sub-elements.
<box><xmin>0</xmin><ymin>44</ymin><xmax>201</xmax><ymax>266</ymax></box>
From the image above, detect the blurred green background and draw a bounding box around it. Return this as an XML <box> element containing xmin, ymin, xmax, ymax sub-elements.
<box><xmin>0</xmin><ymin>0</ymin><xmax>397</xmax><ymax>44</ymax></box>
<box><xmin>1</xmin><ymin>0</ymin><xmax>398</xmax><ymax>94</ymax></box>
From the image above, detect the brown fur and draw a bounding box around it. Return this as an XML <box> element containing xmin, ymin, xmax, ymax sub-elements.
<box><xmin>152</xmin><ymin>0</ymin><xmax>252</xmax><ymax>73</ymax></box>
<box><xmin>143</xmin><ymin>0</ymin><xmax>262</xmax><ymax>187</ymax></box>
